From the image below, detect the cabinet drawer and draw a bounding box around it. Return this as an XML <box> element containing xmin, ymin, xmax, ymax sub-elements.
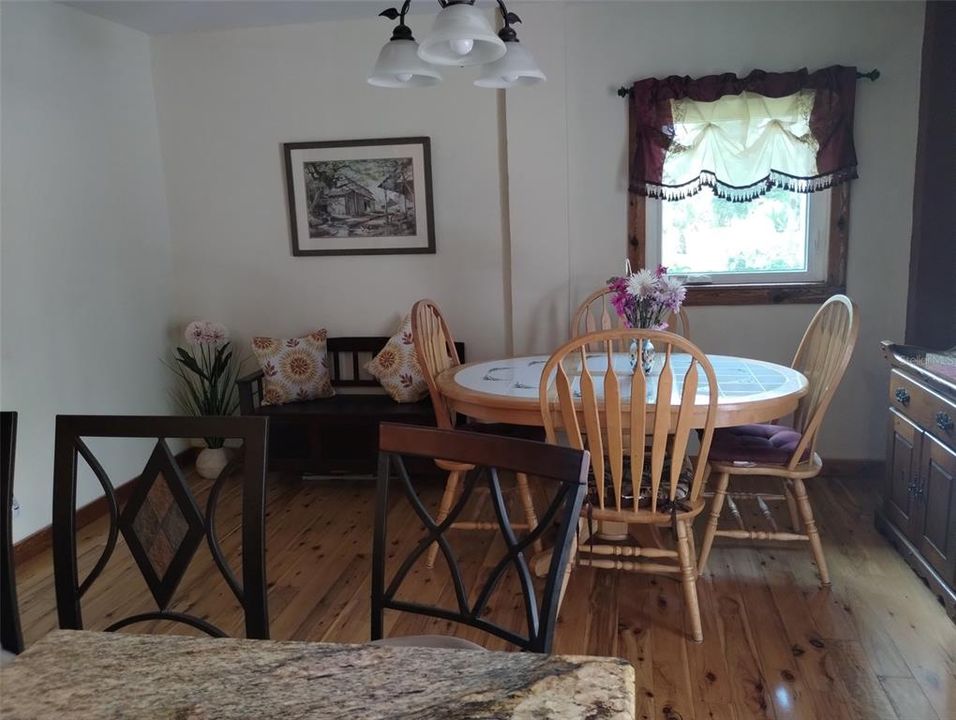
<box><xmin>889</xmin><ymin>369</ymin><xmax>956</xmax><ymax>445</ymax></box>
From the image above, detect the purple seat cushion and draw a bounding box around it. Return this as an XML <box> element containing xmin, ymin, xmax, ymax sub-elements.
<box><xmin>708</xmin><ymin>423</ymin><xmax>805</xmax><ymax>465</ymax></box>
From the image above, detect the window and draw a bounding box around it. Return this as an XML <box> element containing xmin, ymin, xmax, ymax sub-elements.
<box><xmin>645</xmin><ymin>187</ymin><xmax>831</xmax><ymax>285</ymax></box>
<box><xmin>632</xmin><ymin>185</ymin><xmax>847</xmax><ymax>304</ymax></box>
<box><xmin>625</xmin><ymin>66</ymin><xmax>858</xmax><ymax>305</ymax></box>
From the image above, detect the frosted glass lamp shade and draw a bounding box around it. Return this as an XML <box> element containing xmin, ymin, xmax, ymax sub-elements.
<box><xmin>368</xmin><ymin>39</ymin><xmax>441</xmax><ymax>87</ymax></box>
<box><xmin>417</xmin><ymin>4</ymin><xmax>506</xmax><ymax>67</ymax></box>
<box><xmin>474</xmin><ymin>42</ymin><xmax>546</xmax><ymax>88</ymax></box>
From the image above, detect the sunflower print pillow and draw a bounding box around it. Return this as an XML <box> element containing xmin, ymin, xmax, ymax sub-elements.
<box><xmin>251</xmin><ymin>330</ymin><xmax>334</xmax><ymax>406</ymax></box>
<box><xmin>366</xmin><ymin>316</ymin><xmax>428</xmax><ymax>403</ymax></box>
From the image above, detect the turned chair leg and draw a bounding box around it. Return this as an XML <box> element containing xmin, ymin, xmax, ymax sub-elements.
<box><xmin>697</xmin><ymin>471</ymin><xmax>730</xmax><ymax>574</ymax></box>
<box><xmin>675</xmin><ymin>517</ymin><xmax>703</xmax><ymax>643</ymax></box>
<box><xmin>686</xmin><ymin>524</ymin><xmax>698</xmax><ymax>569</ymax></box>
<box><xmin>426</xmin><ymin>470</ymin><xmax>460</xmax><ymax>569</ymax></box>
<box><xmin>516</xmin><ymin>472</ymin><xmax>543</xmax><ymax>554</ymax></box>
<box><xmin>792</xmin><ymin>478</ymin><xmax>830</xmax><ymax>586</ymax></box>
<box><xmin>784</xmin><ymin>481</ymin><xmax>802</xmax><ymax>532</ymax></box>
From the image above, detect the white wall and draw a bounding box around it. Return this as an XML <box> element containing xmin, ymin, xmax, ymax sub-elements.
<box><xmin>0</xmin><ymin>2</ymin><xmax>919</xmax><ymax>544</ymax></box>
<box><xmin>150</xmin><ymin>16</ymin><xmax>507</xmax><ymax>362</ymax></box>
<box><xmin>1</xmin><ymin>1</ymin><xmax>173</xmax><ymax>541</ymax></box>
<box><xmin>508</xmin><ymin>1</ymin><xmax>924</xmax><ymax>460</ymax></box>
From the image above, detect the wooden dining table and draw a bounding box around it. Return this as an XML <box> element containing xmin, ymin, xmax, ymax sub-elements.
<box><xmin>437</xmin><ymin>353</ymin><xmax>808</xmax><ymax>429</ymax></box>
<box><xmin>0</xmin><ymin>630</ymin><xmax>636</xmax><ymax>719</ymax></box>
<box><xmin>439</xmin><ymin>352</ymin><xmax>808</xmax><ymax>554</ymax></box>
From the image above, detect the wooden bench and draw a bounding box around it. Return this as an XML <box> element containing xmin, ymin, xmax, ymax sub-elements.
<box><xmin>237</xmin><ymin>336</ymin><xmax>464</xmax><ymax>476</ymax></box>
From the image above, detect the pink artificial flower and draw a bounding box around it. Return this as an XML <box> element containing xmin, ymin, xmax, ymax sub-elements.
<box><xmin>201</xmin><ymin>322</ymin><xmax>229</xmax><ymax>346</ymax></box>
<box><xmin>185</xmin><ymin>321</ymin><xmax>206</xmax><ymax>345</ymax></box>
<box><xmin>655</xmin><ymin>265</ymin><xmax>668</xmax><ymax>278</ymax></box>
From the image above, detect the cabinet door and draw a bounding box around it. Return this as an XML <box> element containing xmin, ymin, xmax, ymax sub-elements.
<box><xmin>914</xmin><ymin>432</ymin><xmax>956</xmax><ymax>581</ymax></box>
<box><xmin>885</xmin><ymin>409</ymin><xmax>921</xmax><ymax>535</ymax></box>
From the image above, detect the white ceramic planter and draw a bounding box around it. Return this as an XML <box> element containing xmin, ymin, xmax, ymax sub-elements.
<box><xmin>195</xmin><ymin>447</ymin><xmax>233</xmax><ymax>479</ymax></box>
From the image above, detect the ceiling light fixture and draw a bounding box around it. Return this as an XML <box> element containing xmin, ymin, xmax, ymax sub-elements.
<box><xmin>368</xmin><ymin>1</ymin><xmax>442</xmax><ymax>88</ymax></box>
<box><xmin>368</xmin><ymin>0</ymin><xmax>544</xmax><ymax>88</ymax></box>
<box><xmin>474</xmin><ymin>4</ymin><xmax>545</xmax><ymax>88</ymax></box>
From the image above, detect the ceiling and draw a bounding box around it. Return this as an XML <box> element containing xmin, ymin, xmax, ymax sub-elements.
<box><xmin>62</xmin><ymin>1</ymin><xmax>435</xmax><ymax>36</ymax></box>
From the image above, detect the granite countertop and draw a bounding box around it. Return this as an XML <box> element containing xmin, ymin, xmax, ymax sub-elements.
<box><xmin>0</xmin><ymin>630</ymin><xmax>635</xmax><ymax>719</ymax></box>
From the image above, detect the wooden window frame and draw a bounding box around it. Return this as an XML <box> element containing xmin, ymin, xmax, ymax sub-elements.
<box><xmin>627</xmin><ymin>183</ymin><xmax>850</xmax><ymax>306</ymax></box>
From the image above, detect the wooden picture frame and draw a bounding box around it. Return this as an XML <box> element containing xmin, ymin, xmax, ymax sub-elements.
<box><xmin>283</xmin><ymin>137</ymin><xmax>436</xmax><ymax>257</ymax></box>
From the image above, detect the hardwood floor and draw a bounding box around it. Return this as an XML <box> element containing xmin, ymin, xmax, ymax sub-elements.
<box><xmin>12</xmin><ymin>471</ymin><xmax>956</xmax><ymax>720</ymax></box>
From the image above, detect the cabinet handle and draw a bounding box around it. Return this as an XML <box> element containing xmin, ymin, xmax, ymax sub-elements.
<box><xmin>936</xmin><ymin>412</ymin><xmax>954</xmax><ymax>433</ymax></box>
<box><xmin>895</xmin><ymin>388</ymin><xmax>911</xmax><ymax>405</ymax></box>
<box><xmin>909</xmin><ymin>478</ymin><xmax>925</xmax><ymax>501</ymax></box>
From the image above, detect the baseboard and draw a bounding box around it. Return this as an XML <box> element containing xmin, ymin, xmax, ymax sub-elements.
<box><xmin>13</xmin><ymin>447</ymin><xmax>197</xmax><ymax>567</ymax></box>
<box><xmin>818</xmin><ymin>459</ymin><xmax>885</xmax><ymax>479</ymax></box>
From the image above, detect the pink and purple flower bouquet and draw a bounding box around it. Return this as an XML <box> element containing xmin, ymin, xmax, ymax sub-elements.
<box><xmin>606</xmin><ymin>265</ymin><xmax>686</xmax><ymax>330</ymax></box>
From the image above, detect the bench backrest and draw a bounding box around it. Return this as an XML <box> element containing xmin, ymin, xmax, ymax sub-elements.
<box><xmin>238</xmin><ymin>336</ymin><xmax>465</xmax><ymax>412</ymax></box>
<box><xmin>328</xmin><ymin>337</ymin><xmax>465</xmax><ymax>387</ymax></box>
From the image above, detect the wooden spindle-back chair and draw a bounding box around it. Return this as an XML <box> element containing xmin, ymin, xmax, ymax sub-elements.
<box><xmin>411</xmin><ymin>299</ymin><xmax>462</xmax><ymax>430</ymax></box>
<box><xmin>571</xmin><ymin>287</ymin><xmax>691</xmax><ymax>342</ymax></box>
<box><xmin>411</xmin><ymin>300</ymin><xmax>541</xmax><ymax>568</ymax></box>
<box><xmin>697</xmin><ymin>295</ymin><xmax>860</xmax><ymax>586</ymax></box>
<box><xmin>539</xmin><ymin>329</ymin><xmax>719</xmax><ymax>642</ymax></box>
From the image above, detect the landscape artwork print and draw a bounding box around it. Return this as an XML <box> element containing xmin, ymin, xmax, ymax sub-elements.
<box><xmin>305</xmin><ymin>158</ymin><xmax>415</xmax><ymax>239</ymax></box>
<box><xmin>284</xmin><ymin>137</ymin><xmax>435</xmax><ymax>256</ymax></box>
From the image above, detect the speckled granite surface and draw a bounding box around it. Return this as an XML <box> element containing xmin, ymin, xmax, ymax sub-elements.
<box><xmin>0</xmin><ymin>631</ymin><xmax>635</xmax><ymax>719</ymax></box>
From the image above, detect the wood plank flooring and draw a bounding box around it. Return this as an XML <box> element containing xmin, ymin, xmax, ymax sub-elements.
<box><xmin>11</xmin><ymin>471</ymin><xmax>956</xmax><ymax>720</ymax></box>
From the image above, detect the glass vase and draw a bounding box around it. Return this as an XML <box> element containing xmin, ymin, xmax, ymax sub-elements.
<box><xmin>629</xmin><ymin>339</ymin><xmax>655</xmax><ymax>375</ymax></box>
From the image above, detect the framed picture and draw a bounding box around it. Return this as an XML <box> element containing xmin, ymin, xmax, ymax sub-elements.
<box><xmin>283</xmin><ymin>136</ymin><xmax>436</xmax><ymax>256</ymax></box>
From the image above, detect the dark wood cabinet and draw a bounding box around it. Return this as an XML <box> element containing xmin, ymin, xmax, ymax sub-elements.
<box><xmin>915</xmin><ymin>433</ymin><xmax>956</xmax><ymax>581</ymax></box>
<box><xmin>878</xmin><ymin>342</ymin><xmax>956</xmax><ymax>619</ymax></box>
<box><xmin>884</xmin><ymin>409</ymin><xmax>921</xmax><ymax>533</ymax></box>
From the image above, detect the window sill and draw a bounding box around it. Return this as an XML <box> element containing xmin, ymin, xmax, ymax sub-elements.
<box><xmin>683</xmin><ymin>281</ymin><xmax>846</xmax><ymax>306</ymax></box>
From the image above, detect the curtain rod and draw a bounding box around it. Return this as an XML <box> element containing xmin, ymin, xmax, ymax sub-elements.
<box><xmin>615</xmin><ymin>69</ymin><xmax>880</xmax><ymax>98</ymax></box>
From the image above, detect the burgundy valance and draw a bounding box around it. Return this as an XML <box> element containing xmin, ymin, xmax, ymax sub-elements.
<box><xmin>629</xmin><ymin>65</ymin><xmax>859</xmax><ymax>201</ymax></box>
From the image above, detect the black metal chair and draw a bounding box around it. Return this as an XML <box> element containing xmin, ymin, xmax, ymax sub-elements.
<box><xmin>372</xmin><ymin>423</ymin><xmax>589</xmax><ymax>653</ymax></box>
<box><xmin>53</xmin><ymin>415</ymin><xmax>270</xmax><ymax>639</ymax></box>
<box><xmin>1</xmin><ymin>411</ymin><xmax>24</xmax><ymax>660</ymax></box>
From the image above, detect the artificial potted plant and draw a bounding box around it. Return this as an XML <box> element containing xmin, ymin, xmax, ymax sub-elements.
<box><xmin>166</xmin><ymin>320</ymin><xmax>243</xmax><ymax>479</ymax></box>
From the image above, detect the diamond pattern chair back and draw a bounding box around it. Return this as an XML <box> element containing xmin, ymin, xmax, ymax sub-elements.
<box><xmin>52</xmin><ymin>415</ymin><xmax>269</xmax><ymax>639</ymax></box>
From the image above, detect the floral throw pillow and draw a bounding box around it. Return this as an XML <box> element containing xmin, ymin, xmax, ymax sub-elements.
<box><xmin>251</xmin><ymin>330</ymin><xmax>334</xmax><ymax>406</ymax></box>
<box><xmin>366</xmin><ymin>316</ymin><xmax>428</xmax><ymax>403</ymax></box>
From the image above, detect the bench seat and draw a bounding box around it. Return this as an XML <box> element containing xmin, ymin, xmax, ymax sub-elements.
<box><xmin>237</xmin><ymin>336</ymin><xmax>464</xmax><ymax>476</ymax></box>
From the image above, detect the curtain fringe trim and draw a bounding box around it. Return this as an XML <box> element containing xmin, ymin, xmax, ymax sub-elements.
<box><xmin>633</xmin><ymin>168</ymin><xmax>857</xmax><ymax>202</ymax></box>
